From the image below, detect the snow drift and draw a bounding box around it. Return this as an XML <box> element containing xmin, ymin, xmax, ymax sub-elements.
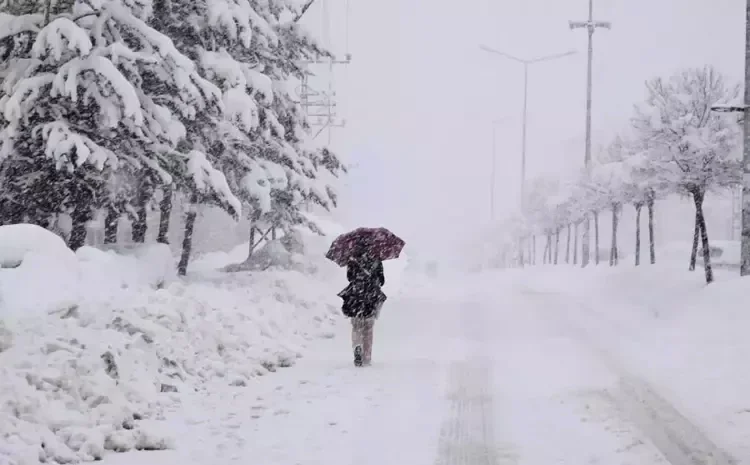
<box><xmin>0</xmin><ymin>225</ymin><xmax>80</xmax><ymax>318</ymax></box>
<box><xmin>0</xmin><ymin>219</ymin><xmax>345</xmax><ymax>465</ymax></box>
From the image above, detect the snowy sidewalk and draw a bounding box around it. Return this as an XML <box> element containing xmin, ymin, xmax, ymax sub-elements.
<box><xmin>101</xmin><ymin>293</ymin><xmax>452</xmax><ymax>465</ymax></box>
<box><xmin>99</xmin><ymin>273</ymin><xmax>740</xmax><ymax>465</ymax></box>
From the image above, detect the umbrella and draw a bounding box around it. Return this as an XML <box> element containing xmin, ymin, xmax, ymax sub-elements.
<box><xmin>326</xmin><ymin>227</ymin><xmax>405</xmax><ymax>267</ymax></box>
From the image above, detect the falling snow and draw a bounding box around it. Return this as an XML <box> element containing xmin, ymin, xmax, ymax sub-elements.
<box><xmin>1</xmin><ymin>0</ymin><xmax>749</xmax><ymax>464</ymax></box>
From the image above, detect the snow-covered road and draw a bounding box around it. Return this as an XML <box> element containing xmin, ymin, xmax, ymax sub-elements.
<box><xmin>101</xmin><ymin>275</ymin><xmax>736</xmax><ymax>465</ymax></box>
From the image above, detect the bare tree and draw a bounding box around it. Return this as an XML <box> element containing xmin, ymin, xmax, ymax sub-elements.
<box><xmin>632</xmin><ymin>66</ymin><xmax>741</xmax><ymax>283</ymax></box>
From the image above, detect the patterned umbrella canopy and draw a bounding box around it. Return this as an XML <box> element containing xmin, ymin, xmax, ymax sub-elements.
<box><xmin>325</xmin><ymin>227</ymin><xmax>405</xmax><ymax>267</ymax></box>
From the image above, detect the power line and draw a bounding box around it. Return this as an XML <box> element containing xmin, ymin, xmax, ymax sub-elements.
<box><xmin>297</xmin><ymin>0</ymin><xmax>353</xmax><ymax>143</ymax></box>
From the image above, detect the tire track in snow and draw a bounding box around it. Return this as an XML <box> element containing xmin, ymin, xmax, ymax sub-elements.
<box><xmin>520</xmin><ymin>286</ymin><xmax>737</xmax><ymax>465</ymax></box>
<box><xmin>433</xmin><ymin>306</ymin><xmax>518</xmax><ymax>465</ymax></box>
<box><xmin>435</xmin><ymin>359</ymin><xmax>513</xmax><ymax>465</ymax></box>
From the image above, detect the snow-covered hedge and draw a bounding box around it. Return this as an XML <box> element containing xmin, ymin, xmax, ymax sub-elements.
<box><xmin>0</xmin><ymin>222</ymin><xmax>343</xmax><ymax>464</ymax></box>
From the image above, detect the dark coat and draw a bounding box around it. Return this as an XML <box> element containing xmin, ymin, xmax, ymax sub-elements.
<box><xmin>338</xmin><ymin>256</ymin><xmax>386</xmax><ymax>318</ymax></box>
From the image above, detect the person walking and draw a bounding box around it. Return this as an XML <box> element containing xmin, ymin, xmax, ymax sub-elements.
<box><xmin>325</xmin><ymin>226</ymin><xmax>404</xmax><ymax>367</ymax></box>
<box><xmin>339</xmin><ymin>249</ymin><xmax>386</xmax><ymax>367</ymax></box>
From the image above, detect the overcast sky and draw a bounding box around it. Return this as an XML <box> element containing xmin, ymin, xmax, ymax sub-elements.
<box><xmin>301</xmin><ymin>0</ymin><xmax>745</xmax><ymax>259</ymax></box>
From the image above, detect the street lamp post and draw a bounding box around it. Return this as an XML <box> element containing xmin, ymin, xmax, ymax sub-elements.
<box><xmin>479</xmin><ymin>46</ymin><xmax>577</xmax><ymax>209</ymax></box>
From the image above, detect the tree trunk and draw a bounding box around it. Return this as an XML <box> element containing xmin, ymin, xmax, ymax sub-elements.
<box><xmin>104</xmin><ymin>206</ymin><xmax>119</xmax><ymax>244</ymax></box>
<box><xmin>614</xmin><ymin>206</ymin><xmax>620</xmax><ymax>266</ymax></box>
<box><xmin>518</xmin><ymin>237</ymin><xmax>525</xmax><ymax>268</ymax></box>
<box><xmin>548</xmin><ymin>234</ymin><xmax>553</xmax><ymax>263</ymax></box>
<box><xmin>542</xmin><ymin>236</ymin><xmax>549</xmax><ymax>264</ymax></box>
<box><xmin>635</xmin><ymin>203</ymin><xmax>643</xmax><ymax>266</ymax></box>
<box><xmin>594</xmin><ymin>211</ymin><xmax>600</xmax><ymax>265</ymax></box>
<box><xmin>648</xmin><ymin>197</ymin><xmax>656</xmax><ymax>264</ymax></box>
<box><xmin>177</xmin><ymin>197</ymin><xmax>198</xmax><ymax>277</ymax></box>
<box><xmin>554</xmin><ymin>229</ymin><xmax>560</xmax><ymax>265</ymax></box>
<box><xmin>582</xmin><ymin>215</ymin><xmax>590</xmax><ymax>267</ymax></box>
<box><xmin>248</xmin><ymin>226</ymin><xmax>256</xmax><ymax>260</ymax></box>
<box><xmin>573</xmin><ymin>222</ymin><xmax>579</xmax><ymax>265</ymax></box>
<box><xmin>694</xmin><ymin>190</ymin><xmax>714</xmax><ymax>284</ymax></box>
<box><xmin>157</xmin><ymin>186</ymin><xmax>173</xmax><ymax>244</ymax></box>
<box><xmin>610</xmin><ymin>206</ymin><xmax>617</xmax><ymax>266</ymax></box>
<box><xmin>609</xmin><ymin>210</ymin><xmax>615</xmax><ymax>266</ymax></box>
<box><xmin>608</xmin><ymin>204</ymin><xmax>620</xmax><ymax>266</ymax></box>
<box><xmin>689</xmin><ymin>208</ymin><xmax>700</xmax><ymax>271</ymax></box>
<box><xmin>566</xmin><ymin>224</ymin><xmax>571</xmax><ymax>264</ymax></box>
<box><xmin>69</xmin><ymin>203</ymin><xmax>90</xmax><ymax>251</ymax></box>
<box><xmin>132</xmin><ymin>190</ymin><xmax>149</xmax><ymax>243</ymax></box>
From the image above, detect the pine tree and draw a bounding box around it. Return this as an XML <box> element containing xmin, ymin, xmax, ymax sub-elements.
<box><xmin>0</xmin><ymin>0</ymin><xmax>239</xmax><ymax>251</ymax></box>
<box><xmin>149</xmin><ymin>0</ymin><xmax>344</xmax><ymax>255</ymax></box>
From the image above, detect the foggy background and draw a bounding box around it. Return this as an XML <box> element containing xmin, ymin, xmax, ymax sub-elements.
<box><xmin>299</xmin><ymin>0</ymin><xmax>745</xmax><ymax>264</ymax></box>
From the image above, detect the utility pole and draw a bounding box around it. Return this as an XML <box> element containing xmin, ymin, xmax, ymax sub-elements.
<box><xmin>739</xmin><ymin>0</ymin><xmax>750</xmax><ymax>274</ymax></box>
<box><xmin>569</xmin><ymin>0</ymin><xmax>611</xmax><ymax>267</ymax></box>
<box><xmin>299</xmin><ymin>55</ymin><xmax>351</xmax><ymax>141</ymax></box>
<box><xmin>298</xmin><ymin>54</ymin><xmax>350</xmax><ymax>213</ymax></box>
<box><xmin>297</xmin><ymin>0</ymin><xmax>353</xmax><ymax>143</ymax></box>
<box><xmin>479</xmin><ymin>46</ymin><xmax>576</xmax><ymax>210</ymax></box>
<box><xmin>711</xmin><ymin>1</ymin><xmax>750</xmax><ymax>274</ymax></box>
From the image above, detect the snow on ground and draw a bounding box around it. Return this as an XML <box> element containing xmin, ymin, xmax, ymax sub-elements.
<box><xmin>98</xmin><ymin>284</ymin><xmax>447</xmax><ymax>465</ymax></box>
<box><xmin>0</xmin><ymin>220</ymin><xmax>349</xmax><ymax>465</ymax></box>
<box><xmin>4</xmin><ymin>225</ymin><xmax>748</xmax><ymax>465</ymax></box>
<box><xmin>93</xmin><ymin>260</ymin><xmax>741</xmax><ymax>465</ymax></box>
<box><xmin>0</xmin><ymin>225</ymin><xmax>80</xmax><ymax>317</ymax></box>
<box><xmin>514</xmin><ymin>261</ymin><xmax>750</xmax><ymax>463</ymax></box>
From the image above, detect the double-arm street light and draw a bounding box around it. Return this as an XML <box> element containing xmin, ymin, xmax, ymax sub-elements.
<box><xmin>479</xmin><ymin>45</ymin><xmax>577</xmax><ymax>208</ymax></box>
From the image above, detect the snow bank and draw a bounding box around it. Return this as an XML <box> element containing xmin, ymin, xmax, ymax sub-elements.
<box><xmin>0</xmin><ymin>229</ymin><xmax>176</xmax><ymax>324</ymax></box>
<box><xmin>0</xmin><ymin>225</ymin><xmax>80</xmax><ymax>319</ymax></box>
<box><xmin>0</xmin><ymin>219</ymin><xmax>343</xmax><ymax>465</ymax></box>
<box><xmin>76</xmin><ymin>244</ymin><xmax>177</xmax><ymax>300</ymax></box>
<box><xmin>0</xmin><ymin>224</ymin><xmax>75</xmax><ymax>269</ymax></box>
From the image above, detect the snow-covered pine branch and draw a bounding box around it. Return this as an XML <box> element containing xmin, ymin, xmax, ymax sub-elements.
<box><xmin>185</xmin><ymin>149</ymin><xmax>241</xmax><ymax>218</ymax></box>
<box><xmin>0</xmin><ymin>0</ymin><xmax>227</xmax><ymax>250</ymax></box>
<box><xmin>148</xmin><ymin>0</ymin><xmax>343</xmax><ymax>247</ymax></box>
